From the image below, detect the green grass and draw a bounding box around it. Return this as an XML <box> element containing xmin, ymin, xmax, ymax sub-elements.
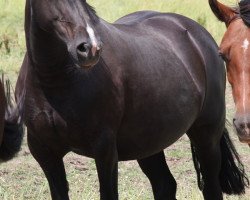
<box><xmin>0</xmin><ymin>0</ymin><xmax>249</xmax><ymax>199</ymax></box>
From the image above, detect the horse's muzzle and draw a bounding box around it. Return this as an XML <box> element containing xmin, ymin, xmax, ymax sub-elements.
<box><xmin>233</xmin><ymin>115</ymin><xmax>250</xmax><ymax>145</ymax></box>
<box><xmin>76</xmin><ymin>42</ymin><xmax>102</xmax><ymax>68</ymax></box>
<box><xmin>68</xmin><ymin>40</ymin><xmax>102</xmax><ymax>68</ymax></box>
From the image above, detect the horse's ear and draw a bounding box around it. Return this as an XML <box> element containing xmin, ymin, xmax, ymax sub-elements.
<box><xmin>209</xmin><ymin>0</ymin><xmax>236</xmax><ymax>25</ymax></box>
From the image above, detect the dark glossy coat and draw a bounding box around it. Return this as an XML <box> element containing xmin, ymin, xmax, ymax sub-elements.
<box><xmin>16</xmin><ymin>1</ymin><xmax>248</xmax><ymax>199</ymax></box>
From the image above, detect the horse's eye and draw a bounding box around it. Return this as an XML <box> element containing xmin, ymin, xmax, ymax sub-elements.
<box><xmin>53</xmin><ymin>16</ymin><xmax>59</xmax><ymax>21</ymax></box>
<box><xmin>55</xmin><ymin>17</ymin><xmax>72</xmax><ymax>24</ymax></box>
<box><xmin>53</xmin><ymin>16</ymin><xmax>67</xmax><ymax>22</ymax></box>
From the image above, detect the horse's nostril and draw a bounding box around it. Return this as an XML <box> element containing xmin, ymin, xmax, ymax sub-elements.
<box><xmin>248</xmin><ymin>123</ymin><xmax>250</xmax><ymax>129</ymax></box>
<box><xmin>77</xmin><ymin>43</ymin><xmax>89</xmax><ymax>53</ymax></box>
<box><xmin>233</xmin><ymin>118</ymin><xmax>237</xmax><ymax>127</ymax></box>
<box><xmin>240</xmin><ymin>124</ymin><xmax>245</xmax><ymax>130</ymax></box>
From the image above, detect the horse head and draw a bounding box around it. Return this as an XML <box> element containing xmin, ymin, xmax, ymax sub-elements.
<box><xmin>209</xmin><ymin>0</ymin><xmax>250</xmax><ymax>144</ymax></box>
<box><xmin>29</xmin><ymin>0</ymin><xmax>102</xmax><ymax>68</ymax></box>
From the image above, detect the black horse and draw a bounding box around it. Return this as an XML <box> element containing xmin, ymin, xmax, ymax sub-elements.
<box><xmin>16</xmin><ymin>0</ymin><xmax>248</xmax><ymax>199</ymax></box>
<box><xmin>0</xmin><ymin>77</ymin><xmax>23</xmax><ymax>162</ymax></box>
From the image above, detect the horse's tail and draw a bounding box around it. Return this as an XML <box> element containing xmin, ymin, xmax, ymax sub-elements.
<box><xmin>191</xmin><ymin>128</ymin><xmax>249</xmax><ymax>195</ymax></box>
<box><xmin>0</xmin><ymin>77</ymin><xmax>24</xmax><ymax>162</ymax></box>
<box><xmin>218</xmin><ymin>128</ymin><xmax>249</xmax><ymax>194</ymax></box>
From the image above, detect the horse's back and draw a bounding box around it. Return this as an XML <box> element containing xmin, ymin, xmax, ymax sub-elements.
<box><xmin>115</xmin><ymin>10</ymin><xmax>160</xmax><ymax>25</ymax></box>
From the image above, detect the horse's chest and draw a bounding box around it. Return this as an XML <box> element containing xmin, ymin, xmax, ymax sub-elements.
<box><xmin>24</xmin><ymin>95</ymin><xmax>68</xmax><ymax>141</ymax></box>
<box><xmin>24</xmin><ymin>89</ymin><xmax>121</xmax><ymax>157</ymax></box>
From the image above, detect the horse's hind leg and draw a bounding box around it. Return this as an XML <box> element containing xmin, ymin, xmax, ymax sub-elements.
<box><xmin>137</xmin><ymin>151</ymin><xmax>177</xmax><ymax>200</ymax></box>
<box><xmin>187</xmin><ymin>125</ymin><xmax>223</xmax><ymax>200</ymax></box>
<box><xmin>28</xmin><ymin>131</ymin><xmax>69</xmax><ymax>200</ymax></box>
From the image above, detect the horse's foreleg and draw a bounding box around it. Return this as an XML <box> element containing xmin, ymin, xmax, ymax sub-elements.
<box><xmin>28</xmin><ymin>131</ymin><xmax>69</xmax><ymax>200</ymax></box>
<box><xmin>95</xmin><ymin>130</ymin><xmax>118</xmax><ymax>200</ymax></box>
<box><xmin>137</xmin><ymin>151</ymin><xmax>177</xmax><ymax>200</ymax></box>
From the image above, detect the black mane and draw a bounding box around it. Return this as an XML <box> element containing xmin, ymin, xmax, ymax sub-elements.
<box><xmin>238</xmin><ymin>0</ymin><xmax>250</xmax><ymax>27</ymax></box>
<box><xmin>84</xmin><ymin>2</ymin><xmax>100</xmax><ymax>24</ymax></box>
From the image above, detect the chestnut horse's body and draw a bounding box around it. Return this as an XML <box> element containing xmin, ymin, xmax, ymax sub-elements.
<box><xmin>209</xmin><ymin>0</ymin><xmax>250</xmax><ymax>145</ymax></box>
<box><xmin>16</xmin><ymin>0</ymin><xmax>248</xmax><ymax>199</ymax></box>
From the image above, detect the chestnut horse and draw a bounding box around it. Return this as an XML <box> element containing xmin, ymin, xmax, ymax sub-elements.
<box><xmin>0</xmin><ymin>77</ymin><xmax>24</xmax><ymax>162</ymax></box>
<box><xmin>209</xmin><ymin>0</ymin><xmax>250</xmax><ymax>145</ymax></box>
<box><xmin>16</xmin><ymin>0</ymin><xmax>248</xmax><ymax>199</ymax></box>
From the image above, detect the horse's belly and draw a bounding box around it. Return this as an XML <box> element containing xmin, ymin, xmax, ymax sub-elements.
<box><xmin>117</xmin><ymin>129</ymin><xmax>187</xmax><ymax>161</ymax></box>
<box><xmin>116</xmin><ymin>97</ymin><xmax>200</xmax><ymax>161</ymax></box>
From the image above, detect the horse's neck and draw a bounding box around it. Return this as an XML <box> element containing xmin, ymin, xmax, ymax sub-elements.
<box><xmin>95</xmin><ymin>20</ymin><xmax>121</xmax><ymax>47</ymax></box>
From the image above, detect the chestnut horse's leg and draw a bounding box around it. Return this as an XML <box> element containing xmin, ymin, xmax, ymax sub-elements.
<box><xmin>27</xmin><ymin>131</ymin><xmax>69</xmax><ymax>200</ymax></box>
<box><xmin>95</xmin><ymin>130</ymin><xmax>118</xmax><ymax>200</ymax></box>
<box><xmin>187</xmin><ymin>126</ymin><xmax>223</xmax><ymax>200</ymax></box>
<box><xmin>137</xmin><ymin>151</ymin><xmax>177</xmax><ymax>200</ymax></box>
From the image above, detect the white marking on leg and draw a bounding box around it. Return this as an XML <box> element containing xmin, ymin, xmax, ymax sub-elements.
<box><xmin>86</xmin><ymin>23</ymin><xmax>99</xmax><ymax>56</ymax></box>
<box><xmin>241</xmin><ymin>38</ymin><xmax>249</xmax><ymax>124</ymax></box>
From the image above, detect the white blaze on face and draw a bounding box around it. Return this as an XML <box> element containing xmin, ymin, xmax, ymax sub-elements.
<box><xmin>241</xmin><ymin>38</ymin><xmax>249</xmax><ymax>123</ymax></box>
<box><xmin>242</xmin><ymin>38</ymin><xmax>249</xmax><ymax>52</ymax></box>
<box><xmin>86</xmin><ymin>23</ymin><xmax>99</xmax><ymax>56</ymax></box>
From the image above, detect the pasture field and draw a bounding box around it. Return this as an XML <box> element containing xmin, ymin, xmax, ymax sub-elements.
<box><xmin>0</xmin><ymin>0</ymin><xmax>249</xmax><ymax>199</ymax></box>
